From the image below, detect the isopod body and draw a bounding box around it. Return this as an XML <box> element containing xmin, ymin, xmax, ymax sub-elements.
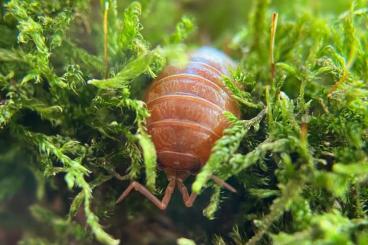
<box><xmin>146</xmin><ymin>47</ymin><xmax>240</xmax><ymax>172</ymax></box>
<box><xmin>117</xmin><ymin>47</ymin><xmax>240</xmax><ymax>210</ymax></box>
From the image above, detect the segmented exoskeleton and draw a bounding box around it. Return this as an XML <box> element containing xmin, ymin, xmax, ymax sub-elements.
<box><xmin>117</xmin><ymin>47</ymin><xmax>240</xmax><ymax>210</ymax></box>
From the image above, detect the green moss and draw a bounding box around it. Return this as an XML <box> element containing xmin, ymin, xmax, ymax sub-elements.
<box><xmin>0</xmin><ymin>0</ymin><xmax>367</xmax><ymax>244</ymax></box>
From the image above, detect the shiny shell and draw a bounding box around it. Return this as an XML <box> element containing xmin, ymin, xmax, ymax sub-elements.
<box><xmin>146</xmin><ymin>47</ymin><xmax>240</xmax><ymax>172</ymax></box>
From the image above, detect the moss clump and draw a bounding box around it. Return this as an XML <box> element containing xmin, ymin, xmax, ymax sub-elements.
<box><xmin>0</xmin><ymin>0</ymin><xmax>367</xmax><ymax>244</ymax></box>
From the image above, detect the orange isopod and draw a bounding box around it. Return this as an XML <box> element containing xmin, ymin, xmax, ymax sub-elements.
<box><xmin>117</xmin><ymin>47</ymin><xmax>240</xmax><ymax>210</ymax></box>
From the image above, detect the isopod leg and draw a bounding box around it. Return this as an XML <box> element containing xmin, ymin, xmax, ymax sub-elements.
<box><xmin>116</xmin><ymin>179</ymin><xmax>176</xmax><ymax>210</ymax></box>
<box><xmin>176</xmin><ymin>176</ymin><xmax>236</xmax><ymax>207</ymax></box>
<box><xmin>177</xmin><ymin>180</ymin><xmax>198</xmax><ymax>207</ymax></box>
<box><xmin>210</xmin><ymin>175</ymin><xmax>237</xmax><ymax>193</ymax></box>
<box><xmin>161</xmin><ymin>177</ymin><xmax>177</xmax><ymax>209</ymax></box>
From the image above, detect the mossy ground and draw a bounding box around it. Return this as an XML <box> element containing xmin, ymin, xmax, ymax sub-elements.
<box><xmin>0</xmin><ymin>0</ymin><xmax>368</xmax><ymax>244</ymax></box>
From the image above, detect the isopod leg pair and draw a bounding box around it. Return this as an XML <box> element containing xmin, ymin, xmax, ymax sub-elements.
<box><xmin>116</xmin><ymin>175</ymin><xmax>236</xmax><ymax>210</ymax></box>
<box><xmin>115</xmin><ymin>178</ymin><xmax>195</xmax><ymax>210</ymax></box>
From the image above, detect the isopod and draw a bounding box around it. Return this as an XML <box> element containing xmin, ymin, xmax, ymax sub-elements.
<box><xmin>117</xmin><ymin>47</ymin><xmax>240</xmax><ymax>210</ymax></box>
